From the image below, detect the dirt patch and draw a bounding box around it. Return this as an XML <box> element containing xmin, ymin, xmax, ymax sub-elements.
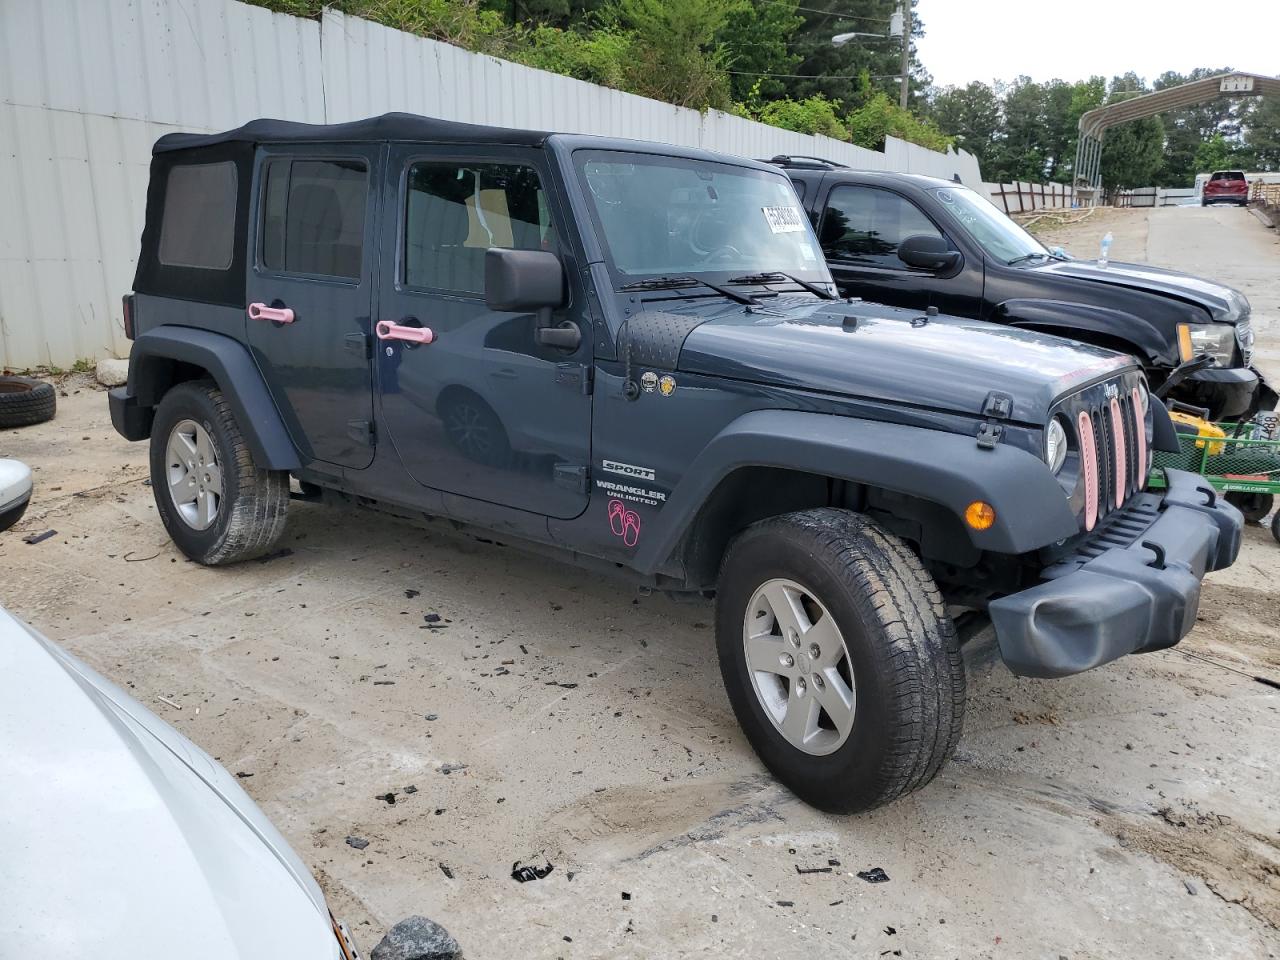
<box><xmin>1104</xmin><ymin>798</ymin><xmax>1280</xmax><ymax>930</ymax></box>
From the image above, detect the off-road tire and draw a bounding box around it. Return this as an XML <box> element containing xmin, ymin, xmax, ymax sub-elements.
<box><xmin>716</xmin><ymin>508</ymin><xmax>965</xmax><ymax>813</ymax></box>
<box><xmin>149</xmin><ymin>380</ymin><xmax>288</xmax><ymax>565</ymax></box>
<box><xmin>1225</xmin><ymin>491</ymin><xmax>1273</xmax><ymax>524</ymax></box>
<box><xmin>0</xmin><ymin>376</ymin><xmax>56</xmax><ymax>428</ymax></box>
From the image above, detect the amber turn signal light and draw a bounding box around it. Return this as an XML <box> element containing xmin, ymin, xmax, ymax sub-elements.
<box><xmin>964</xmin><ymin>500</ymin><xmax>996</xmax><ymax>531</ymax></box>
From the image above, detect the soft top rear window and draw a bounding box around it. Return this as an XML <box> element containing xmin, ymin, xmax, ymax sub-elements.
<box><xmin>158</xmin><ymin>161</ymin><xmax>238</xmax><ymax>269</ymax></box>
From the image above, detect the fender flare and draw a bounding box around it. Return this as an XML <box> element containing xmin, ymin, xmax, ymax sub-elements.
<box><xmin>126</xmin><ymin>326</ymin><xmax>301</xmax><ymax>471</ymax></box>
<box><xmin>997</xmin><ymin>298</ymin><xmax>1172</xmax><ymax>366</ymax></box>
<box><xmin>633</xmin><ymin>410</ymin><xmax>1078</xmax><ymax>574</ymax></box>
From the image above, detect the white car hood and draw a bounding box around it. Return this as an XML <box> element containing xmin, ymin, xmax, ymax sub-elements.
<box><xmin>0</xmin><ymin>607</ymin><xmax>336</xmax><ymax>960</ymax></box>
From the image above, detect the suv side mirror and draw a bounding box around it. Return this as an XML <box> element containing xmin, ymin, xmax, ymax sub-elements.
<box><xmin>484</xmin><ymin>248</ymin><xmax>579</xmax><ymax>350</ymax></box>
<box><xmin>898</xmin><ymin>234</ymin><xmax>960</xmax><ymax>272</ymax></box>
<box><xmin>485</xmin><ymin>248</ymin><xmax>565</xmax><ymax>312</ymax></box>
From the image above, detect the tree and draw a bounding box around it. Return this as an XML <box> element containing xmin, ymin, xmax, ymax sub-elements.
<box><xmin>928</xmin><ymin>81</ymin><xmax>1001</xmax><ymax>169</ymax></box>
<box><xmin>1241</xmin><ymin>95</ymin><xmax>1280</xmax><ymax>171</ymax></box>
<box><xmin>613</xmin><ymin>0</ymin><xmax>744</xmax><ymax>110</ymax></box>
<box><xmin>847</xmin><ymin>92</ymin><xmax>953</xmax><ymax>152</ymax></box>
<box><xmin>1193</xmin><ymin>134</ymin><xmax>1238</xmax><ymax>175</ymax></box>
<box><xmin>1098</xmin><ymin>74</ymin><xmax>1165</xmax><ymax>189</ymax></box>
<box><xmin>716</xmin><ymin>0</ymin><xmax>802</xmax><ymax>103</ymax></box>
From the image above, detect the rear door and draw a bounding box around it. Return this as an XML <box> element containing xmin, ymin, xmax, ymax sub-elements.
<box><xmin>246</xmin><ymin>145</ymin><xmax>382</xmax><ymax>469</ymax></box>
<box><xmin>374</xmin><ymin>144</ymin><xmax>592</xmax><ymax>520</ymax></box>
<box><xmin>817</xmin><ymin>182</ymin><xmax>969</xmax><ymax>314</ymax></box>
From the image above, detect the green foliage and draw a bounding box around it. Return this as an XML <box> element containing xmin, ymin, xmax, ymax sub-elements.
<box><xmin>716</xmin><ymin>0</ymin><xmax>802</xmax><ymax>103</ymax></box>
<box><xmin>927</xmin><ymin>81</ymin><xmax>1000</xmax><ymax>164</ymax></box>
<box><xmin>757</xmin><ymin>95</ymin><xmax>849</xmax><ymax>140</ymax></box>
<box><xmin>519</xmin><ymin>21</ymin><xmax>632</xmax><ymax>89</ymax></box>
<box><xmin>846</xmin><ymin>92</ymin><xmax>953</xmax><ymax>152</ymax></box>
<box><xmin>611</xmin><ymin>0</ymin><xmax>742</xmax><ymax>109</ymax></box>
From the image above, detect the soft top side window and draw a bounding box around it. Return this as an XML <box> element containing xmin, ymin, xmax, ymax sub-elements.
<box><xmin>402</xmin><ymin>161</ymin><xmax>556</xmax><ymax>296</ymax></box>
<box><xmin>259</xmin><ymin>158</ymin><xmax>368</xmax><ymax>280</ymax></box>
<box><xmin>158</xmin><ymin>161</ymin><xmax>238</xmax><ymax>270</ymax></box>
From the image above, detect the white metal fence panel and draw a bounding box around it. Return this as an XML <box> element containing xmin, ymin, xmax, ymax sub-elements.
<box><xmin>0</xmin><ymin>0</ymin><xmax>985</xmax><ymax>368</ymax></box>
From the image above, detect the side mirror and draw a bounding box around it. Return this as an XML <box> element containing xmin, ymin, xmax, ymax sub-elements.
<box><xmin>898</xmin><ymin>234</ymin><xmax>960</xmax><ymax>272</ymax></box>
<box><xmin>485</xmin><ymin>248</ymin><xmax>565</xmax><ymax>313</ymax></box>
<box><xmin>484</xmin><ymin>248</ymin><xmax>579</xmax><ymax>350</ymax></box>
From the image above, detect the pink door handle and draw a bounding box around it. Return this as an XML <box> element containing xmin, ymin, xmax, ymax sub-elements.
<box><xmin>376</xmin><ymin>320</ymin><xmax>435</xmax><ymax>344</ymax></box>
<box><xmin>248</xmin><ymin>302</ymin><xmax>295</xmax><ymax>324</ymax></box>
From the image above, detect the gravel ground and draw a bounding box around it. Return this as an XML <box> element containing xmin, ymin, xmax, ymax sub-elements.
<box><xmin>3</xmin><ymin>207</ymin><xmax>1277</xmax><ymax>959</ymax></box>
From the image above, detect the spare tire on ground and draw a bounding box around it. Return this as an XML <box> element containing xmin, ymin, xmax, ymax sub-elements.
<box><xmin>0</xmin><ymin>376</ymin><xmax>56</xmax><ymax>428</ymax></box>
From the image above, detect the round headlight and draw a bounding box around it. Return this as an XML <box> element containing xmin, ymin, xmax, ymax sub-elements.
<box><xmin>1046</xmin><ymin>417</ymin><xmax>1068</xmax><ymax>474</ymax></box>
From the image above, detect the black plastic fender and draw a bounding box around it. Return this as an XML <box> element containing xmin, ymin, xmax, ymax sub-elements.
<box><xmin>632</xmin><ymin>410</ymin><xmax>1078</xmax><ymax>574</ymax></box>
<box><xmin>123</xmin><ymin>326</ymin><xmax>301</xmax><ymax>471</ymax></box>
<box><xmin>998</xmin><ymin>298</ymin><xmax>1172</xmax><ymax>367</ymax></box>
<box><xmin>1151</xmin><ymin>396</ymin><xmax>1180</xmax><ymax>454</ymax></box>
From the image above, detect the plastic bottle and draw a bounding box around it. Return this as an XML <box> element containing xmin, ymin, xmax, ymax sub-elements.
<box><xmin>1099</xmin><ymin>231</ymin><xmax>1113</xmax><ymax>268</ymax></box>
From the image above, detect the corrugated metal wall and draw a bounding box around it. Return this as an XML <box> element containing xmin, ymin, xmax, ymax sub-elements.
<box><xmin>0</xmin><ymin>0</ymin><xmax>984</xmax><ymax>368</ymax></box>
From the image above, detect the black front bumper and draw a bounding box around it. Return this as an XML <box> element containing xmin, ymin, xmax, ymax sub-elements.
<box><xmin>1173</xmin><ymin>365</ymin><xmax>1260</xmax><ymax>420</ymax></box>
<box><xmin>988</xmin><ymin>469</ymin><xmax>1242</xmax><ymax>678</ymax></box>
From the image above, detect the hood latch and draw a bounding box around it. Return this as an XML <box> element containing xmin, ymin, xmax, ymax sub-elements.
<box><xmin>977</xmin><ymin>391</ymin><xmax>1014</xmax><ymax>450</ymax></box>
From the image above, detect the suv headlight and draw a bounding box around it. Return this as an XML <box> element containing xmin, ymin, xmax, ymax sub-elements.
<box><xmin>1177</xmin><ymin>322</ymin><xmax>1235</xmax><ymax>365</ymax></box>
<box><xmin>1046</xmin><ymin>417</ymin><xmax>1068</xmax><ymax>474</ymax></box>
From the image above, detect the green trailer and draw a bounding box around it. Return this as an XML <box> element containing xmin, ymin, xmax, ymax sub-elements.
<box><xmin>1149</xmin><ymin>412</ymin><xmax>1280</xmax><ymax>543</ymax></box>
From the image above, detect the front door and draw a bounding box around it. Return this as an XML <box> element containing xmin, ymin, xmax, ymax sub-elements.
<box><xmin>246</xmin><ymin>144</ymin><xmax>382</xmax><ymax>469</ymax></box>
<box><xmin>817</xmin><ymin>183</ymin><xmax>974</xmax><ymax>316</ymax></box>
<box><xmin>376</xmin><ymin>145</ymin><xmax>592</xmax><ymax>520</ymax></box>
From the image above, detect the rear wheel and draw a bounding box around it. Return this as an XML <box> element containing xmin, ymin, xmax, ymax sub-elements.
<box><xmin>715</xmin><ymin>508</ymin><xmax>965</xmax><ymax>813</ymax></box>
<box><xmin>149</xmin><ymin>380</ymin><xmax>288</xmax><ymax>565</ymax></box>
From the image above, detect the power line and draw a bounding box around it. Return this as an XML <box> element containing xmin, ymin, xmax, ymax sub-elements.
<box><xmin>752</xmin><ymin>0</ymin><xmax>893</xmax><ymax>22</ymax></box>
<box><xmin>728</xmin><ymin>69</ymin><xmax>904</xmax><ymax>79</ymax></box>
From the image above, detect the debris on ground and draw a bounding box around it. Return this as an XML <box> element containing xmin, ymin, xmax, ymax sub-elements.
<box><xmin>22</xmin><ymin>529</ymin><xmax>56</xmax><ymax>545</ymax></box>
<box><xmin>377</xmin><ymin>792</ymin><xmax>398</xmax><ymax>804</ymax></box>
<box><xmin>254</xmin><ymin>547</ymin><xmax>294</xmax><ymax>563</ymax></box>
<box><xmin>438</xmin><ymin>863</ymin><xmax>454</xmax><ymax>880</ymax></box>
<box><xmin>346</xmin><ymin>835</ymin><xmax>370</xmax><ymax>850</ymax></box>
<box><xmin>439</xmin><ymin>763</ymin><xmax>467</xmax><ymax>775</ymax></box>
<box><xmin>796</xmin><ymin>864</ymin><xmax>834</xmax><ymax>875</ymax></box>
<box><xmin>405</xmin><ymin>589</ymin><xmax>421</xmax><ymax>599</ymax></box>
<box><xmin>857</xmin><ymin>867</ymin><xmax>891</xmax><ymax>883</ymax></box>
<box><xmin>511</xmin><ymin>857</ymin><xmax>554</xmax><ymax>882</ymax></box>
<box><xmin>370</xmin><ymin>915</ymin><xmax>462</xmax><ymax>960</ymax></box>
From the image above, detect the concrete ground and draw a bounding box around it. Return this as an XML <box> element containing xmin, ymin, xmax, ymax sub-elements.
<box><xmin>4</xmin><ymin>207</ymin><xmax>1278</xmax><ymax>959</ymax></box>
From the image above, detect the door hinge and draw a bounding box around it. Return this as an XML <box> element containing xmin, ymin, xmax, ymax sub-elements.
<box><xmin>345</xmin><ymin>332</ymin><xmax>372</xmax><ymax>359</ymax></box>
<box><xmin>348</xmin><ymin>419</ymin><xmax>375</xmax><ymax>447</ymax></box>
<box><xmin>556</xmin><ymin>362</ymin><xmax>593</xmax><ymax>395</ymax></box>
<box><xmin>554</xmin><ymin>463</ymin><xmax>590</xmax><ymax>493</ymax></box>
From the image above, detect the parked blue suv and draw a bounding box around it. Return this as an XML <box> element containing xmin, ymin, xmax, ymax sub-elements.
<box><xmin>109</xmin><ymin>114</ymin><xmax>1241</xmax><ymax>812</ymax></box>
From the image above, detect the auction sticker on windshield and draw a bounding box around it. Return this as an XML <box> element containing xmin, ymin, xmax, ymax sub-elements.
<box><xmin>762</xmin><ymin>206</ymin><xmax>806</xmax><ymax>233</ymax></box>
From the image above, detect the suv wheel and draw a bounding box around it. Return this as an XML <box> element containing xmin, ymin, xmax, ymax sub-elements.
<box><xmin>149</xmin><ymin>380</ymin><xmax>288</xmax><ymax>565</ymax></box>
<box><xmin>716</xmin><ymin>508</ymin><xmax>965</xmax><ymax>813</ymax></box>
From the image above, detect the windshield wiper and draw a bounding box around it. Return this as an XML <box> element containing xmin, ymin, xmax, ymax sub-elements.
<box><xmin>728</xmin><ymin>271</ymin><xmax>837</xmax><ymax>300</ymax></box>
<box><xmin>1006</xmin><ymin>252</ymin><xmax>1053</xmax><ymax>266</ymax></box>
<box><xmin>619</xmin><ymin>274</ymin><xmax>757</xmax><ymax>305</ymax></box>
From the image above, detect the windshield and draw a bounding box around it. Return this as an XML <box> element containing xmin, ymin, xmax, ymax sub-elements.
<box><xmin>933</xmin><ymin>185</ymin><xmax>1048</xmax><ymax>264</ymax></box>
<box><xmin>574</xmin><ymin>150</ymin><xmax>830</xmax><ymax>284</ymax></box>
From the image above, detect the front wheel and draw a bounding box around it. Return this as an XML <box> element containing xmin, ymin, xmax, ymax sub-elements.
<box><xmin>149</xmin><ymin>380</ymin><xmax>289</xmax><ymax>565</ymax></box>
<box><xmin>715</xmin><ymin>508</ymin><xmax>965</xmax><ymax>813</ymax></box>
<box><xmin>1225</xmin><ymin>491</ymin><xmax>1273</xmax><ymax>524</ymax></box>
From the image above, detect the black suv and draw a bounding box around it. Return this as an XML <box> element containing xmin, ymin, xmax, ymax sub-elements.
<box><xmin>109</xmin><ymin>114</ymin><xmax>1241</xmax><ymax>813</ymax></box>
<box><xmin>774</xmin><ymin>157</ymin><xmax>1270</xmax><ymax>420</ymax></box>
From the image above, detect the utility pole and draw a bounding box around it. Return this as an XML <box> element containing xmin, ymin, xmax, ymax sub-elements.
<box><xmin>898</xmin><ymin>2</ymin><xmax>911</xmax><ymax>109</ymax></box>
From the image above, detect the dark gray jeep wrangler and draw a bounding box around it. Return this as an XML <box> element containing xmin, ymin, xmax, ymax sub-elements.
<box><xmin>110</xmin><ymin>114</ymin><xmax>1242</xmax><ymax>813</ymax></box>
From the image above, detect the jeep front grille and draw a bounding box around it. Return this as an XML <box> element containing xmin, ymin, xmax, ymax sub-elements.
<box><xmin>1069</xmin><ymin>378</ymin><xmax>1148</xmax><ymax>532</ymax></box>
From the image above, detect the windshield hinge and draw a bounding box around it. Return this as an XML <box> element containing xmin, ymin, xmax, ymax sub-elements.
<box><xmin>556</xmin><ymin>362</ymin><xmax>593</xmax><ymax>395</ymax></box>
<box><xmin>554</xmin><ymin>463</ymin><xmax>590</xmax><ymax>493</ymax></box>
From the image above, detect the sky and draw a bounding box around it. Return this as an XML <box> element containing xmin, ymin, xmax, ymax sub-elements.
<box><xmin>915</xmin><ymin>1</ymin><xmax>1280</xmax><ymax>89</ymax></box>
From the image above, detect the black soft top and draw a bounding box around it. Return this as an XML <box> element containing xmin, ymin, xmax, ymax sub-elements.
<box><xmin>154</xmin><ymin>112</ymin><xmax>550</xmax><ymax>154</ymax></box>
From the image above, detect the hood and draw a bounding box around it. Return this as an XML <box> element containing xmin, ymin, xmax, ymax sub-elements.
<box><xmin>1029</xmin><ymin>259</ymin><xmax>1248</xmax><ymax>322</ymax></box>
<box><xmin>669</xmin><ymin>296</ymin><xmax>1133</xmax><ymax>424</ymax></box>
<box><xmin>0</xmin><ymin>607</ymin><xmax>336</xmax><ymax>960</ymax></box>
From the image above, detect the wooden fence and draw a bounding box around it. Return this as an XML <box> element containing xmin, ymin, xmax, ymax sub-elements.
<box><xmin>984</xmin><ymin>180</ymin><xmax>1076</xmax><ymax>213</ymax></box>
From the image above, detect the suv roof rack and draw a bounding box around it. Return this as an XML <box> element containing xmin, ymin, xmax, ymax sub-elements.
<box><xmin>763</xmin><ymin>154</ymin><xmax>850</xmax><ymax>170</ymax></box>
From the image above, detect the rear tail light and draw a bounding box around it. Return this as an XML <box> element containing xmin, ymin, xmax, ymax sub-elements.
<box><xmin>122</xmin><ymin>294</ymin><xmax>136</xmax><ymax>340</ymax></box>
<box><xmin>1078</xmin><ymin>411</ymin><xmax>1098</xmax><ymax>531</ymax></box>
